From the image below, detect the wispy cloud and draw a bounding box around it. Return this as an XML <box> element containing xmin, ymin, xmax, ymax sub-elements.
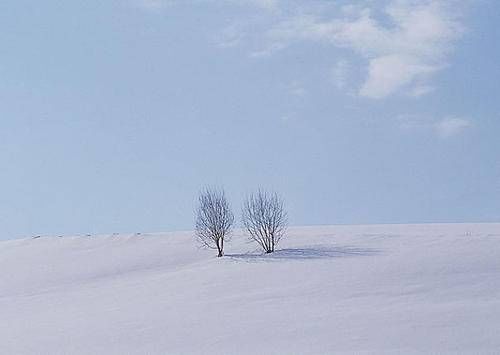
<box><xmin>215</xmin><ymin>22</ymin><xmax>248</xmax><ymax>48</ymax></box>
<box><xmin>135</xmin><ymin>0</ymin><xmax>466</xmax><ymax>100</ymax></box>
<box><xmin>135</xmin><ymin>0</ymin><xmax>279</xmax><ymax>12</ymax></box>
<box><xmin>409</xmin><ymin>84</ymin><xmax>435</xmax><ymax>98</ymax></box>
<box><xmin>288</xmin><ymin>80</ymin><xmax>307</xmax><ymax>97</ymax></box>
<box><xmin>232</xmin><ymin>0</ymin><xmax>465</xmax><ymax>98</ymax></box>
<box><xmin>331</xmin><ymin>59</ymin><xmax>349</xmax><ymax>90</ymax></box>
<box><xmin>433</xmin><ymin>116</ymin><xmax>472</xmax><ymax>138</ymax></box>
<box><xmin>399</xmin><ymin>114</ymin><xmax>472</xmax><ymax>138</ymax></box>
<box><xmin>244</xmin><ymin>0</ymin><xmax>279</xmax><ymax>11</ymax></box>
<box><xmin>134</xmin><ymin>0</ymin><xmax>169</xmax><ymax>12</ymax></box>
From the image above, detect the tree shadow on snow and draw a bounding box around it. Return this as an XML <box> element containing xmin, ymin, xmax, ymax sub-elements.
<box><xmin>226</xmin><ymin>245</ymin><xmax>379</xmax><ymax>262</ymax></box>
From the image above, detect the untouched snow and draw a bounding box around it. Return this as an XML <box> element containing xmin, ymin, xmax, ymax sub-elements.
<box><xmin>1</xmin><ymin>223</ymin><xmax>500</xmax><ymax>354</ymax></box>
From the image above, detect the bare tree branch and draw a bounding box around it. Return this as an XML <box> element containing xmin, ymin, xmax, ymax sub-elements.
<box><xmin>195</xmin><ymin>187</ymin><xmax>234</xmax><ymax>257</ymax></box>
<box><xmin>242</xmin><ymin>190</ymin><xmax>287</xmax><ymax>253</ymax></box>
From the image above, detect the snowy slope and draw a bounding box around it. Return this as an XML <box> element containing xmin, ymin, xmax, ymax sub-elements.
<box><xmin>1</xmin><ymin>224</ymin><xmax>500</xmax><ymax>354</ymax></box>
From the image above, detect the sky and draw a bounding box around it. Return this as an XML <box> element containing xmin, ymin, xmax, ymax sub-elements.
<box><xmin>0</xmin><ymin>0</ymin><xmax>499</xmax><ymax>240</ymax></box>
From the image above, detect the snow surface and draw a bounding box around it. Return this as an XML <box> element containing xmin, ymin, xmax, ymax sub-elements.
<box><xmin>1</xmin><ymin>224</ymin><xmax>500</xmax><ymax>354</ymax></box>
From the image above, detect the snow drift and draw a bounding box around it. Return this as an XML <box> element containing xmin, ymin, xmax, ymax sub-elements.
<box><xmin>1</xmin><ymin>223</ymin><xmax>500</xmax><ymax>354</ymax></box>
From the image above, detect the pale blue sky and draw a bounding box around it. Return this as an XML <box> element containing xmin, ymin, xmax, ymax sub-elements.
<box><xmin>1</xmin><ymin>0</ymin><xmax>499</xmax><ymax>239</ymax></box>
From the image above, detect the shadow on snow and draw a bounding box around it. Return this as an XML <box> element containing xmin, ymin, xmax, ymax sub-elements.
<box><xmin>226</xmin><ymin>245</ymin><xmax>379</xmax><ymax>262</ymax></box>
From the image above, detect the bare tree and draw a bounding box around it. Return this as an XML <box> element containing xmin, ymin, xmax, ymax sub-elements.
<box><xmin>195</xmin><ymin>187</ymin><xmax>234</xmax><ymax>257</ymax></box>
<box><xmin>242</xmin><ymin>190</ymin><xmax>287</xmax><ymax>253</ymax></box>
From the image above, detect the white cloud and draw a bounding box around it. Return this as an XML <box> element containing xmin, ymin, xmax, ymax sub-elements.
<box><xmin>137</xmin><ymin>0</ymin><xmax>465</xmax><ymax>100</ymax></box>
<box><xmin>359</xmin><ymin>54</ymin><xmax>438</xmax><ymax>98</ymax></box>
<box><xmin>248</xmin><ymin>0</ymin><xmax>464</xmax><ymax>98</ymax></box>
<box><xmin>434</xmin><ymin>117</ymin><xmax>472</xmax><ymax>138</ymax></box>
<box><xmin>398</xmin><ymin>114</ymin><xmax>472</xmax><ymax>138</ymax></box>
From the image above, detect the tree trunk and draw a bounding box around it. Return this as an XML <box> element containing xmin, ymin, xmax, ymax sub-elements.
<box><xmin>217</xmin><ymin>238</ymin><xmax>224</xmax><ymax>257</ymax></box>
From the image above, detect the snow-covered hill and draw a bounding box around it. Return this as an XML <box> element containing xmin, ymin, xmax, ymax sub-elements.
<box><xmin>1</xmin><ymin>224</ymin><xmax>500</xmax><ymax>354</ymax></box>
